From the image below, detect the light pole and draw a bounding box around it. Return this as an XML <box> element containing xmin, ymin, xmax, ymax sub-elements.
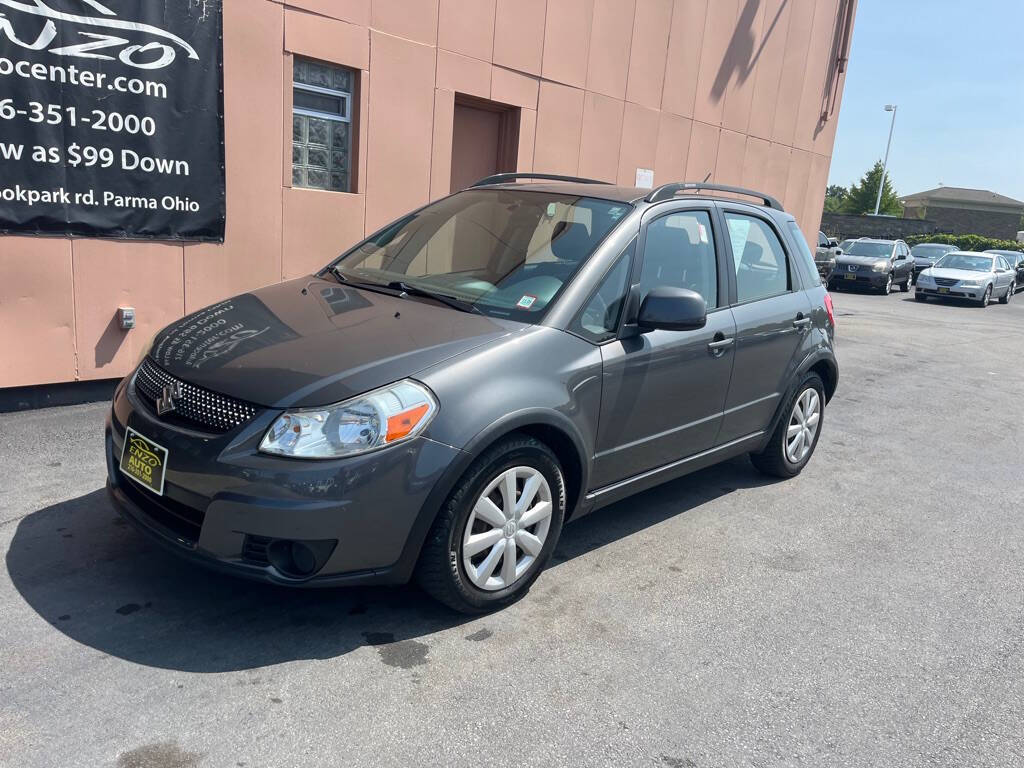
<box><xmin>873</xmin><ymin>104</ymin><xmax>898</xmax><ymax>215</ymax></box>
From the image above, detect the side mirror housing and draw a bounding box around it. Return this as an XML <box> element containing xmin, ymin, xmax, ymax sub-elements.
<box><xmin>834</xmin><ymin>248</ymin><xmax>843</xmax><ymax>255</ymax></box>
<box><xmin>637</xmin><ymin>286</ymin><xmax>707</xmax><ymax>332</ymax></box>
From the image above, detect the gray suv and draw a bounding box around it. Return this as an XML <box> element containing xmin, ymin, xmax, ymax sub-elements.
<box><xmin>105</xmin><ymin>176</ymin><xmax>838</xmax><ymax>613</ymax></box>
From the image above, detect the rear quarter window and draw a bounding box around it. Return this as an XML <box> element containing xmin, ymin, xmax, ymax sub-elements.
<box><xmin>786</xmin><ymin>221</ymin><xmax>821</xmax><ymax>287</ymax></box>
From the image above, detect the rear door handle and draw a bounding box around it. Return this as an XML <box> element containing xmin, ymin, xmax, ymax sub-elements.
<box><xmin>793</xmin><ymin>316</ymin><xmax>812</xmax><ymax>329</ymax></box>
<box><xmin>707</xmin><ymin>337</ymin><xmax>734</xmax><ymax>356</ymax></box>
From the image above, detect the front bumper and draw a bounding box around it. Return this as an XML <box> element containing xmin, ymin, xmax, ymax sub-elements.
<box><xmin>829</xmin><ymin>270</ymin><xmax>890</xmax><ymax>289</ymax></box>
<box><xmin>915</xmin><ymin>284</ymin><xmax>982</xmax><ymax>300</ymax></box>
<box><xmin>105</xmin><ymin>373</ymin><xmax>464</xmax><ymax>586</ymax></box>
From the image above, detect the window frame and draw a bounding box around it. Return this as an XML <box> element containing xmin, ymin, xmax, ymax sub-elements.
<box><xmin>291</xmin><ymin>57</ymin><xmax>356</xmax><ymax>193</ymax></box>
<box><xmin>718</xmin><ymin>205</ymin><xmax>801</xmax><ymax>307</ymax></box>
<box><xmin>633</xmin><ymin>202</ymin><xmax>729</xmax><ymax>320</ymax></box>
<box><xmin>567</xmin><ymin>238</ymin><xmax>637</xmax><ymax>345</ymax></box>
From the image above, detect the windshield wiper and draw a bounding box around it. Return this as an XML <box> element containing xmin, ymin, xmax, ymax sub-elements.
<box><xmin>386</xmin><ymin>281</ymin><xmax>480</xmax><ymax>314</ymax></box>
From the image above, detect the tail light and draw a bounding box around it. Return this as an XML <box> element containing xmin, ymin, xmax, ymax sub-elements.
<box><xmin>823</xmin><ymin>292</ymin><xmax>835</xmax><ymax>327</ymax></box>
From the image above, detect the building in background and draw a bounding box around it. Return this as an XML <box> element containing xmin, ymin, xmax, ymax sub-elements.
<box><xmin>0</xmin><ymin>0</ymin><xmax>857</xmax><ymax>391</ymax></box>
<box><xmin>901</xmin><ymin>187</ymin><xmax>1024</xmax><ymax>240</ymax></box>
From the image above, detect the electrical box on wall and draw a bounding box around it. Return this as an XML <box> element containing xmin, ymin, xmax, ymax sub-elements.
<box><xmin>118</xmin><ymin>307</ymin><xmax>136</xmax><ymax>330</ymax></box>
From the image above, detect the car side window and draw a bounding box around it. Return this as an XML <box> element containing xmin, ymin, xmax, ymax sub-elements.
<box><xmin>639</xmin><ymin>211</ymin><xmax>718</xmax><ymax>310</ymax></box>
<box><xmin>571</xmin><ymin>240</ymin><xmax>635</xmax><ymax>343</ymax></box>
<box><xmin>998</xmin><ymin>256</ymin><xmax>1010</xmax><ymax>271</ymax></box>
<box><xmin>726</xmin><ymin>213</ymin><xmax>791</xmax><ymax>303</ymax></box>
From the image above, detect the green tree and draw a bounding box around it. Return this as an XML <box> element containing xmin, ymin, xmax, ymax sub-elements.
<box><xmin>823</xmin><ymin>184</ymin><xmax>848</xmax><ymax>213</ymax></box>
<box><xmin>841</xmin><ymin>161</ymin><xmax>903</xmax><ymax>216</ymax></box>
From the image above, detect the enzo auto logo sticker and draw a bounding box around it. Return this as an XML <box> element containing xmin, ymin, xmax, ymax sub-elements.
<box><xmin>119</xmin><ymin>428</ymin><xmax>168</xmax><ymax>495</ymax></box>
<box><xmin>0</xmin><ymin>0</ymin><xmax>199</xmax><ymax>69</ymax></box>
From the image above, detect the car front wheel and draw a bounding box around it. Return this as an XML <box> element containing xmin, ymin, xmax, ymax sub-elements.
<box><xmin>882</xmin><ymin>274</ymin><xmax>893</xmax><ymax>295</ymax></box>
<box><xmin>978</xmin><ymin>285</ymin><xmax>992</xmax><ymax>308</ymax></box>
<box><xmin>750</xmin><ymin>373</ymin><xmax>825</xmax><ymax>478</ymax></box>
<box><xmin>416</xmin><ymin>434</ymin><xmax>565</xmax><ymax>613</ymax></box>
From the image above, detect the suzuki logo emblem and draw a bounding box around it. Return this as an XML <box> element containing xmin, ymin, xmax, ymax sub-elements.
<box><xmin>156</xmin><ymin>382</ymin><xmax>182</xmax><ymax>416</ymax></box>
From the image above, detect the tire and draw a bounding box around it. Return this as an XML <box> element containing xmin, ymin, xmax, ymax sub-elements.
<box><xmin>999</xmin><ymin>282</ymin><xmax>1014</xmax><ymax>304</ymax></box>
<box><xmin>881</xmin><ymin>274</ymin><xmax>893</xmax><ymax>295</ymax></box>
<box><xmin>750</xmin><ymin>373</ymin><xmax>825</xmax><ymax>479</ymax></box>
<box><xmin>914</xmin><ymin>292</ymin><xmax>927</xmax><ymax>302</ymax></box>
<box><xmin>415</xmin><ymin>433</ymin><xmax>566</xmax><ymax>613</ymax></box>
<box><xmin>900</xmin><ymin>274</ymin><xmax>911</xmax><ymax>292</ymax></box>
<box><xmin>978</xmin><ymin>285</ymin><xmax>992</xmax><ymax>308</ymax></box>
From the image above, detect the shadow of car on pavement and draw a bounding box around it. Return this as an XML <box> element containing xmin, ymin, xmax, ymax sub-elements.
<box><xmin>5</xmin><ymin>456</ymin><xmax>775</xmax><ymax>673</ymax></box>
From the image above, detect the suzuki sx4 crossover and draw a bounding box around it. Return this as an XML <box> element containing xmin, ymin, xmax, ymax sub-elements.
<box><xmin>106</xmin><ymin>176</ymin><xmax>838</xmax><ymax>612</ymax></box>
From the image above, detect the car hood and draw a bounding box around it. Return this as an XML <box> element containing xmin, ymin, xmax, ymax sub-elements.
<box><xmin>147</xmin><ymin>277</ymin><xmax>521</xmax><ymax>408</ymax></box>
<box><xmin>921</xmin><ymin>267</ymin><xmax>991</xmax><ymax>282</ymax></box>
<box><xmin>834</xmin><ymin>255</ymin><xmax>890</xmax><ymax>268</ymax></box>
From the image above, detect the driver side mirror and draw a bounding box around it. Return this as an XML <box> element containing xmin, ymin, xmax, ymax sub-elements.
<box><xmin>637</xmin><ymin>286</ymin><xmax>707</xmax><ymax>332</ymax></box>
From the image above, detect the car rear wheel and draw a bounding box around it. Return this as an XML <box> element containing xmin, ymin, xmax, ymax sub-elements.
<box><xmin>750</xmin><ymin>373</ymin><xmax>825</xmax><ymax>479</ymax></box>
<box><xmin>416</xmin><ymin>434</ymin><xmax>565</xmax><ymax>613</ymax></box>
<box><xmin>978</xmin><ymin>285</ymin><xmax>992</xmax><ymax>308</ymax></box>
<box><xmin>999</xmin><ymin>282</ymin><xmax>1014</xmax><ymax>304</ymax></box>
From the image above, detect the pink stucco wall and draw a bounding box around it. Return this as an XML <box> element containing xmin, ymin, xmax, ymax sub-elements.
<box><xmin>0</xmin><ymin>0</ymin><xmax>856</xmax><ymax>389</ymax></box>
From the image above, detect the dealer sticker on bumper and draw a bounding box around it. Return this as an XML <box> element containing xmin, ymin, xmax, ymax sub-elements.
<box><xmin>119</xmin><ymin>427</ymin><xmax>169</xmax><ymax>496</ymax></box>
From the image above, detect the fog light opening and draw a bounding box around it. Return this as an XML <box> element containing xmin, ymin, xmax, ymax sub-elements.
<box><xmin>265</xmin><ymin>537</ymin><xmax>337</xmax><ymax>578</ymax></box>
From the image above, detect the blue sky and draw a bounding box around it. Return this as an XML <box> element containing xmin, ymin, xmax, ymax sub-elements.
<box><xmin>828</xmin><ymin>0</ymin><xmax>1024</xmax><ymax>202</ymax></box>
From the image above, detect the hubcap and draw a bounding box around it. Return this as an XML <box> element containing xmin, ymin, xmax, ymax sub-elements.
<box><xmin>785</xmin><ymin>388</ymin><xmax>821</xmax><ymax>465</ymax></box>
<box><xmin>461</xmin><ymin>466</ymin><xmax>553</xmax><ymax>591</ymax></box>
<box><xmin>885</xmin><ymin>275</ymin><xmax>892</xmax><ymax>294</ymax></box>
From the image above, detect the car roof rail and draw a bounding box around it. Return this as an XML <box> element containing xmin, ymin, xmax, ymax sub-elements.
<box><xmin>645</xmin><ymin>182</ymin><xmax>784</xmax><ymax>210</ymax></box>
<box><xmin>470</xmin><ymin>172</ymin><xmax>612</xmax><ymax>187</ymax></box>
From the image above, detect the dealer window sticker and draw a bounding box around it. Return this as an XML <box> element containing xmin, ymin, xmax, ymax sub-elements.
<box><xmin>516</xmin><ymin>294</ymin><xmax>538</xmax><ymax>309</ymax></box>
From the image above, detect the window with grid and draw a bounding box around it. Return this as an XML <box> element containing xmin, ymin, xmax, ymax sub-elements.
<box><xmin>292</xmin><ymin>58</ymin><xmax>354</xmax><ymax>192</ymax></box>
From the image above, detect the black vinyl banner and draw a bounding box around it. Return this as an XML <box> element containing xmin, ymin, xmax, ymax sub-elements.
<box><xmin>0</xmin><ymin>0</ymin><xmax>224</xmax><ymax>241</ymax></box>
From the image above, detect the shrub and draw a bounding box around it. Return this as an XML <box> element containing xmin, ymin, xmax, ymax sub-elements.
<box><xmin>905</xmin><ymin>233</ymin><xmax>1024</xmax><ymax>252</ymax></box>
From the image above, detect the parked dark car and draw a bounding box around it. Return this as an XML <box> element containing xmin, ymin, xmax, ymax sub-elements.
<box><xmin>105</xmin><ymin>176</ymin><xmax>838</xmax><ymax>613</ymax></box>
<box><xmin>828</xmin><ymin>238</ymin><xmax>913</xmax><ymax>294</ymax></box>
<box><xmin>910</xmin><ymin>243</ymin><xmax>957</xmax><ymax>284</ymax></box>
<box><xmin>985</xmin><ymin>250</ymin><xmax>1024</xmax><ymax>293</ymax></box>
<box><xmin>814</xmin><ymin>231</ymin><xmax>840</xmax><ymax>281</ymax></box>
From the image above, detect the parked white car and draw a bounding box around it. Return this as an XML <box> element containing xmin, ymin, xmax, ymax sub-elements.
<box><xmin>915</xmin><ymin>251</ymin><xmax>1016</xmax><ymax>307</ymax></box>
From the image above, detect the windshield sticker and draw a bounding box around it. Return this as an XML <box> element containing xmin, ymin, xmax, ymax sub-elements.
<box><xmin>608</xmin><ymin>206</ymin><xmax>626</xmax><ymax>220</ymax></box>
<box><xmin>516</xmin><ymin>294</ymin><xmax>538</xmax><ymax>309</ymax></box>
<box><xmin>698</xmin><ymin>222</ymin><xmax>710</xmax><ymax>244</ymax></box>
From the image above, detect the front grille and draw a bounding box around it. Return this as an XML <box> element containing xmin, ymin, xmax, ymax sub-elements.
<box><xmin>119</xmin><ymin>477</ymin><xmax>206</xmax><ymax>545</ymax></box>
<box><xmin>242</xmin><ymin>534</ymin><xmax>272</xmax><ymax>566</ymax></box>
<box><xmin>934</xmin><ymin>277</ymin><xmax>958</xmax><ymax>287</ymax></box>
<box><xmin>135</xmin><ymin>358</ymin><xmax>258</xmax><ymax>433</ymax></box>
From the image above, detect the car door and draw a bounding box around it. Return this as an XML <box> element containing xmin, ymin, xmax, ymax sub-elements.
<box><xmin>995</xmin><ymin>256</ymin><xmax>1013</xmax><ymax>292</ymax></box>
<box><xmin>717</xmin><ymin>206</ymin><xmax>814</xmax><ymax>444</ymax></box>
<box><xmin>591</xmin><ymin>204</ymin><xmax>736</xmax><ymax>487</ymax></box>
<box><xmin>894</xmin><ymin>242</ymin><xmax>912</xmax><ymax>282</ymax></box>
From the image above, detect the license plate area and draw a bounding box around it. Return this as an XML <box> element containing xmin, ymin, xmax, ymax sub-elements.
<box><xmin>844</xmin><ymin>273</ymin><xmax>857</xmax><ymax>280</ymax></box>
<box><xmin>119</xmin><ymin>427</ymin><xmax>169</xmax><ymax>496</ymax></box>
<box><xmin>938</xmin><ymin>287</ymin><xmax>949</xmax><ymax>294</ymax></box>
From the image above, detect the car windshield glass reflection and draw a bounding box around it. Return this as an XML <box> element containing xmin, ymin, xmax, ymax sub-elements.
<box><xmin>934</xmin><ymin>255</ymin><xmax>993</xmax><ymax>272</ymax></box>
<box><xmin>331</xmin><ymin>190</ymin><xmax>630</xmax><ymax>322</ymax></box>
<box><xmin>846</xmin><ymin>242</ymin><xmax>893</xmax><ymax>258</ymax></box>
<box><xmin>911</xmin><ymin>245</ymin><xmax>952</xmax><ymax>258</ymax></box>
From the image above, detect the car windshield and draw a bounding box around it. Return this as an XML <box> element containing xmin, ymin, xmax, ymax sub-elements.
<box><xmin>912</xmin><ymin>244</ymin><xmax>953</xmax><ymax>258</ymax></box>
<box><xmin>846</xmin><ymin>241</ymin><xmax>893</xmax><ymax>258</ymax></box>
<box><xmin>934</xmin><ymin>254</ymin><xmax>993</xmax><ymax>272</ymax></box>
<box><xmin>330</xmin><ymin>189</ymin><xmax>630</xmax><ymax>321</ymax></box>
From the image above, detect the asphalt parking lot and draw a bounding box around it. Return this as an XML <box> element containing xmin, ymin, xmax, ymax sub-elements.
<box><xmin>2</xmin><ymin>288</ymin><xmax>1022</xmax><ymax>768</ymax></box>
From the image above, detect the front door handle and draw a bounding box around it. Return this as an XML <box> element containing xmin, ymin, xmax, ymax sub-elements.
<box><xmin>793</xmin><ymin>315</ymin><xmax>812</xmax><ymax>329</ymax></box>
<box><xmin>707</xmin><ymin>336</ymin><xmax>734</xmax><ymax>356</ymax></box>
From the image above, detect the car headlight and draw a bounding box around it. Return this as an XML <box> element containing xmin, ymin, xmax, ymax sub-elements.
<box><xmin>917</xmin><ymin>274</ymin><xmax>933</xmax><ymax>285</ymax></box>
<box><xmin>959</xmin><ymin>280</ymin><xmax>981</xmax><ymax>288</ymax></box>
<box><xmin>259</xmin><ymin>379</ymin><xmax>437</xmax><ymax>459</ymax></box>
<box><xmin>871</xmin><ymin>262</ymin><xmax>890</xmax><ymax>273</ymax></box>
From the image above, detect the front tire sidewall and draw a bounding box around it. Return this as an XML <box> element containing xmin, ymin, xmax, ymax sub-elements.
<box><xmin>979</xmin><ymin>286</ymin><xmax>991</xmax><ymax>307</ymax></box>
<box><xmin>430</xmin><ymin>438</ymin><xmax>566</xmax><ymax>612</ymax></box>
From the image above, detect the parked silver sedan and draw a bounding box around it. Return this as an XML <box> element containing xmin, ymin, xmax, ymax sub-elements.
<box><xmin>915</xmin><ymin>251</ymin><xmax>1016</xmax><ymax>307</ymax></box>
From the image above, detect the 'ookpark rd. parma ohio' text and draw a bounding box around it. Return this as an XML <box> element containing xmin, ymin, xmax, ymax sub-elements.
<box><xmin>0</xmin><ymin>185</ymin><xmax>202</xmax><ymax>213</ymax></box>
